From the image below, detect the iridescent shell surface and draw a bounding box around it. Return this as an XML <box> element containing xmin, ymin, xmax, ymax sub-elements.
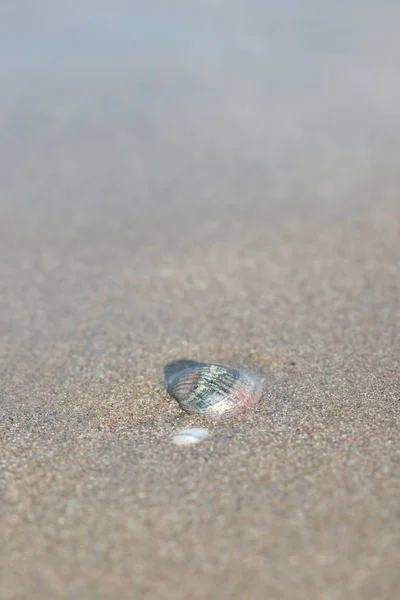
<box><xmin>164</xmin><ymin>359</ymin><xmax>264</xmax><ymax>418</ymax></box>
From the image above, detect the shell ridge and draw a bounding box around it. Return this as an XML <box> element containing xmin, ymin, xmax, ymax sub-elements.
<box><xmin>164</xmin><ymin>359</ymin><xmax>264</xmax><ymax>419</ymax></box>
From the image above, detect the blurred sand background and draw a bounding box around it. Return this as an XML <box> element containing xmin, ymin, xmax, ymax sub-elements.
<box><xmin>1</xmin><ymin>1</ymin><xmax>399</xmax><ymax>598</ymax></box>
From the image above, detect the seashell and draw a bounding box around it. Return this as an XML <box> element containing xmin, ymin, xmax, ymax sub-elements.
<box><xmin>172</xmin><ymin>428</ymin><xmax>209</xmax><ymax>446</ymax></box>
<box><xmin>164</xmin><ymin>359</ymin><xmax>264</xmax><ymax>418</ymax></box>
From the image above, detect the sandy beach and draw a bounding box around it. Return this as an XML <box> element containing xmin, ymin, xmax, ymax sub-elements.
<box><xmin>1</xmin><ymin>1</ymin><xmax>399</xmax><ymax>598</ymax></box>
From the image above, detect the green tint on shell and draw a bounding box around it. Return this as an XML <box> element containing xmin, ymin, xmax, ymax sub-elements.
<box><xmin>164</xmin><ymin>359</ymin><xmax>264</xmax><ymax>418</ymax></box>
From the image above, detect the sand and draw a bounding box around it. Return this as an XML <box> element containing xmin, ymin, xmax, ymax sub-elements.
<box><xmin>1</xmin><ymin>2</ymin><xmax>399</xmax><ymax>599</ymax></box>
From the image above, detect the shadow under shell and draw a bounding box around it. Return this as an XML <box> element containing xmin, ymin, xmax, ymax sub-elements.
<box><xmin>164</xmin><ymin>359</ymin><xmax>264</xmax><ymax>418</ymax></box>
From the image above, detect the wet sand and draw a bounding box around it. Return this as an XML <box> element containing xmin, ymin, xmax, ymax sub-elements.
<box><xmin>1</xmin><ymin>2</ymin><xmax>399</xmax><ymax>599</ymax></box>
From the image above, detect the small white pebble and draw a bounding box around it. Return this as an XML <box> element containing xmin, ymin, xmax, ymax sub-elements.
<box><xmin>172</xmin><ymin>428</ymin><xmax>209</xmax><ymax>446</ymax></box>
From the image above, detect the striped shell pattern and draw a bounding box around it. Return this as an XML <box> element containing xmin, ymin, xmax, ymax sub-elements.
<box><xmin>164</xmin><ymin>359</ymin><xmax>264</xmax><ymax>418</ymax></box>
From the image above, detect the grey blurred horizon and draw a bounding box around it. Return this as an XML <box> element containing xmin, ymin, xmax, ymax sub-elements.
<box><xmin>2</xmin><ymin>1</ymin><xmax>399</xmax><ymax>251</ymax></box>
